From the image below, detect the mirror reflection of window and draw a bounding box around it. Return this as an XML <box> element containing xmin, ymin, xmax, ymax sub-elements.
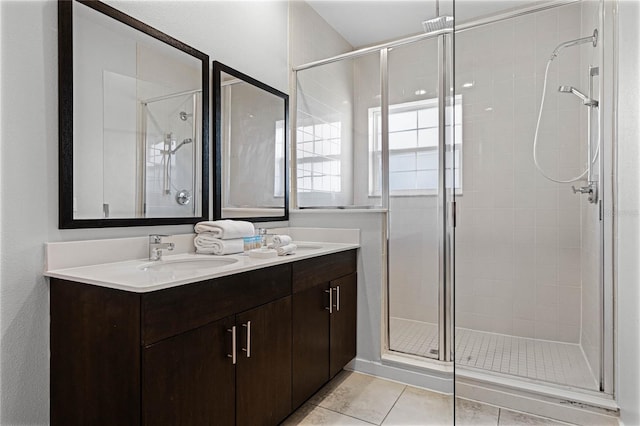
<box><xmin>296</xmin><ymin>116</ymin><xmax>343</xmax><ymax>194</ymax></box>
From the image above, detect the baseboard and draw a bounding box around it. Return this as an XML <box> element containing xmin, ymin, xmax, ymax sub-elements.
<box><xmin>348</xmin><ymin>356</ymin><xmax>454</xmax><ymax>394</ymax></box>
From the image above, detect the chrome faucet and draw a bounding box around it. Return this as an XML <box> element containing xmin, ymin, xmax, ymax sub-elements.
<box><xmin>149</xmin><ymin>234</ymin><xmax>175</xmax><ymax>261</ymax></box>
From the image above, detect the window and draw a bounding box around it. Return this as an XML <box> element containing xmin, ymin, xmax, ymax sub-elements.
<box><xmin>369</xmin><ymin>97</ymin><xmax>462</xmax><ymax>196</ymax></box>
<box><xmin>296</xmin><ymin>111</ymin><xmax>342</xmax><ymax>194</ymax></box>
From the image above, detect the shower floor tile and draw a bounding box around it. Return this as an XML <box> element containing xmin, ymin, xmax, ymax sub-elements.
<box><xmin>389</xmin><ymin>318</ymin><xmax>598</xmax><ymax>390</ymax></box>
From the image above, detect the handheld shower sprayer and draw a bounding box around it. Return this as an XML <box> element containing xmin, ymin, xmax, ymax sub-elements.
<box><xmin>558</xmin><ymin>86</ymin><xmax>598</xmax><ymax>107</ymax></box>
<box><xmin>532</xmin><ymin>29</ymin><xmax>600</xmax><ymax>184</ymax></box>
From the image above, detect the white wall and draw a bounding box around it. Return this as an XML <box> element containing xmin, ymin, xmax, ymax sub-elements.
<box><xmin>615</xmin><ymin>1</ymin><xmax>640</xmax><ymax>424</ymax></box>
<box><xmin>0</xmin><ymin>1</ymin><xmax>288</xmax><ymax>423</ymax></box>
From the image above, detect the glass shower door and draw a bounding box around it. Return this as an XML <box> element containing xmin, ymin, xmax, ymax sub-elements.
<box><xmin>386</xmin><ymin>33</ymin><xmax>456</xmax><ymax>361</ymax></box>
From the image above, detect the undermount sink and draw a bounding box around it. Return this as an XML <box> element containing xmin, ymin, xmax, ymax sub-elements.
<box><xmin>138</xmin><ymin>257</ymin><xmax>238</xmax><ymax>272</ymax></box>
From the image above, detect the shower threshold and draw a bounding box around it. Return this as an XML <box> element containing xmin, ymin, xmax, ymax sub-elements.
<box><xmin>389</xmin><ymin>317</ymin><xmax>598</xmax><ymax>391</ymax></box>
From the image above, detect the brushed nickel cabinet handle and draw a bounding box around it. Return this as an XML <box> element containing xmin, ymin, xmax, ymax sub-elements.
<box><xmin>227</xmin><ymin>326</ymin><xmax>237</xmax><ymax>365</ymax></box>
<box><xmin>242</xmin><ymin>321</ymin><xmax>251</xmax><ymax>358</ymax></box>
<box><xmin>335</xmin><ymin>286</ymin><xmax>341</xmax><ymax>312</ymax></box>
<box><xmin>325</xmin><ymin>289</ymin><xmax>333</xmax><ymax>314</ymax></box>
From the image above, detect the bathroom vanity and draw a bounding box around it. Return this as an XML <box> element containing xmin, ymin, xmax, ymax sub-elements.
<box><xmin>47</xmin><ymin>243</ymin><xmax>357</xmax><ymax>426</ymax></box>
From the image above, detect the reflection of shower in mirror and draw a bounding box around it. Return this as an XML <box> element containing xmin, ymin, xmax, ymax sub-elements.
<box><xmin>171</xmin><ymin>138</ymin><xmax>193</xmax><ymax>154</ymax></box>
<box><xmin>141</xmin><ymin>89</ymin><xmax>201</xmax><ymax>215</ymax></box>
<box><xmin>163</xmin><ymin>135</ymin><xmax>194</xmax><ymax>194</ymax></box>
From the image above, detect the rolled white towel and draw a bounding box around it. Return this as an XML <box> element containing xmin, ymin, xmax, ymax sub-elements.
<box><xmin>276</xmin><ymin>243</ymin><xmax>297</xmax><ymax>256</ymax></box>
<box><xmin>194</xmin><ymin>234</ymin><xmax>244</xmax><ymax>255</ymax></box>
<box><xmin>271</xmin><ymin>234</ymin><xmax>292</xmax><ymax>248</ymax></box>
<box><xmin>194</xmin><ymin>220</ymin><xmax>255</xmax><ymax>240</ymax></box>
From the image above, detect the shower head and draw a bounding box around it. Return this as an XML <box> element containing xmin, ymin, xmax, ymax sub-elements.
<box><xmin>170</xmin><ymin>138</ymin><xmax>193</xmax><ymax>154</ymax></box>
<box><xmin>179</xmin><ymin>111</ymin><xmax>193</xmax><ymax>121</ymax></box>
<box><xmin>422</xmin><ymin>15</ymin><xmax>453</xmax><ymax>33</ymax></box>
<box><xmin>558</xmin><ymin>85</ymin><xmax>598</xmax><ymax>107</ymax></box>
<box><xmin>551</xmin><ymin>29</ymin><xmax>598</xmax><ymax>59</ymax></box>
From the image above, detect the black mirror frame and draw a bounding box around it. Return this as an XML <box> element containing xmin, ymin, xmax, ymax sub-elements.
<box><xmin>58</xmin><ymin>0</ymin><xmax>210</xmax><ymax>229</ymax></box>
<box><xmin>213</xmin><ymin>61</ymin><xmax>289</xmax><ymax>223</ymax></box>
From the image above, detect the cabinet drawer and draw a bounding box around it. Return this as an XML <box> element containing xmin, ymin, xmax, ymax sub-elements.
<box><xmin>292</xmin><ymin>250</ymin><xmax>356</xmax><ymax>293</ymax></box>
<box><xmin>142</xmin><ymin>264</ymin><xmax>291</xmax><ymax>345</ymax></box>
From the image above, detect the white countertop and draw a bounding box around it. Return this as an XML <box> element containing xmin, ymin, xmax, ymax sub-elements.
<box><xmin>44</xmin><ymin>241</ymin><xmax>359</xmax><ymax>293</ymax></box>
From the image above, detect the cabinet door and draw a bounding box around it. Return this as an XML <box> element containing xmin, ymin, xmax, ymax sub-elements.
<box><xmin>291</xmin><ymin>282</ymin><xmax>330</xmax><ymax>409</ymax></box>
<box><xmin>330</xmin><ymin>273</ymin><xmax>357</xmax><ymax>378</ymax></box>
<box><xmin>142</xmin><ymin>316</ymin><xmax>235</xmax><ymax>426</ymax></box>
<box><xmin>236</xmin><ymin>296</ymin><xmax>292</xmax><ymax>426</ymax></box>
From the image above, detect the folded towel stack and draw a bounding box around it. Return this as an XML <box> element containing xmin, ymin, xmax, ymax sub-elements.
<box><xmin>194</xmin><ymin>220</ymin><xmax>255</xmax><ymax>255</ymax></box>
<box><xmin>270</xmin><ymin>234</ymin><xmax>292</xmax><ymax>247</ymax></box>
<box><xmin>275</xmin><ymin>244</ymin><xmax>297</xmax><ymax>256</ymax></box>
<box><xmin>267</xmin><ymin>234</ymin><xmax>296</xmax><ymax>256</ymax></box>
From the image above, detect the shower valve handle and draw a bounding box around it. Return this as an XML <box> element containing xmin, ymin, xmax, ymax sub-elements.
<box><xmin>572</xmin><ymin>185</ymin><xmax>592</xmax><ymax>194</ymax></box>
<box><xmin>572</xmin><ymin>183</ymin><xmax>599</xmax><ymax>204</ymax></box>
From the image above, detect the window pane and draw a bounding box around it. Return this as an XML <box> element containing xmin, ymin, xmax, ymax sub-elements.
<box><xmin>418</xmin><ymin>128</ymin><xmax>438</xmax><ymax>147</ymax></box>
<box><xmin>322</xmin><ymin>140</ymin><xmax>332</xmax><ymax>155</ymax></box>
<box><xmin>390</xmin><ymin>153</ymin><xmax>415</xmax><ymax>173</ymax></box>
<box><xmin>417</xmin><ymin>170</ymin><xmax>438</xmax><ymax>189</ymax></box>
<box><xmin>418</xmin><ymin>108</ymin><xmax>438</xmax><ymax>127</ymax></box>
<box><xmin>454</xmin><ymin>124</ymin><xmax>463</xmax><ymax>144</ymax></box>
<box><xmin>330</xmin><ymin>141</ymin><xmax>340</xmax><ymax>155</ymax></box>
<box><xmin>389</xmin><ymin>130</ymin><xmax>417</xmax><ymax>150</ymax></box>
<box><xmin>445</xmin><ymin>150</ymin><xmax>457</xmax><ymax>168</ymax></box>
<box><xmin>390</xmin><ymin>171</ymin><xmax>416</xmax><ymax>191</ymax></box>
<box><xmin>330</xmin><ymin>124</ymin><xmax>340</xmax><ymax>139</ymax></box>
<box><xmin>389</xmin><ymin>110</ymin><xmax>417</xmax><ymax>132</ymax></box>
<box><xmin>331</xmin><ymin>160</ymin><xmax>340</xmax><ymax>175</ymax></box>
<box><xmin>331</xmin><ymin>176</ymin><xmax>341</xmax><ymax>192</ymax></box>
<box><xmin>417</xmin><ymin>150</ymin><xmax>438</xmax><ymax>170</ymax></box>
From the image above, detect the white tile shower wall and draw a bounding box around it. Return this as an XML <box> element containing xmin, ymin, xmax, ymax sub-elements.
<box><xmin>455</xmin><ymin>3</ymin><xmax>587</xmax><ymax>343</ymax></box>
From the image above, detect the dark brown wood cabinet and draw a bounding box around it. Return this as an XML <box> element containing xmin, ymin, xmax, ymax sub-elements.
<box><xmin>50</xmin><ymin>250</ymin><xmax>356</xmax><ymax>425</ymax></box>
<box><xmin>329</xmin><ymin>272</ymin><xmax>358</xmax><ymax>378</ymax></box>
<box><xmin>142</xmin><ymin>316</ymin><xmax>236</xmax><ymax>426</ymax></box>
<box><xmin>291</xmin><ymin>251</ymin><xmax>358</xmax><ymax>410</ymax></box>
<box><xmin>236</xmin><ymin>296</ymin><xmax>292</xmax><ymax>426</ymax></box>
<box><xmin>292</xmin><ymin>282</ymin><xmax>331</xmax><ymax>409</ymax></box>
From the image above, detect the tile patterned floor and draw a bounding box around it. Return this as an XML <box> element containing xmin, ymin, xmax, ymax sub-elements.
<box><xmin>389</xmin><ymin>318</ymin><xmax>598</xmax><ymax>390</ymax></box>
<box><xmin>282</xmin><ymin>371</ymin><xmax>576</xmax><ymax>425</ymax></box>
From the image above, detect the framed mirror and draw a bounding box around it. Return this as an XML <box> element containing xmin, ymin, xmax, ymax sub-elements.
<box><xmin>58</xmin><ymin>0</ymin><xmax>209</xmax><ymax>228</ymax></box>
<box><xmin>213</xmin><ymin>62</ymin><xmax>289</xmax><ymax>222</ymax></box>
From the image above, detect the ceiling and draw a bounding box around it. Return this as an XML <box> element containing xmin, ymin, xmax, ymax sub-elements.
<box><xmin>306</xmin><ymin>0</ymin><xmax>543</xmax><ymax>48</ymax></box>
